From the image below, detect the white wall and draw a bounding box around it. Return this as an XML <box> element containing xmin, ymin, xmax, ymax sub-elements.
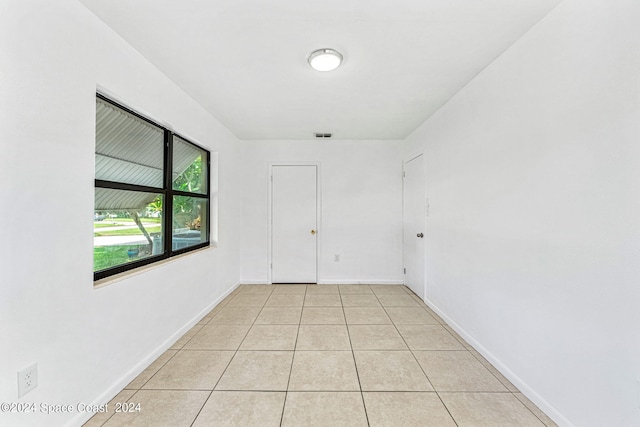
<box><xmin>0</xmin><ymin>1</ymin><xmax>241</xmax><ymax>426</ymax></box>
<box><xmin>3</xmin><ymin>0</ymin><xmax>639</xmax><ymax>426</ymax></box>
<box><xmin>404</xmin><ymin>0</ymin><xmax>640</xmax><ymax>426</ymax></box>
<box><xmin>240</xmin><ymin>140</ymin><xmax>403</xmax><ymax>285</ymax></box>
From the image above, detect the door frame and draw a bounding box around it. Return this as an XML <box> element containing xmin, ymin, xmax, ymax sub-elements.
<box><xmin>402</xmin><ymin>154</ymin><xmax>427</xmax><ymax>299</ymax></box>
<box><xmin>268</xmin><ymin>161</ymin><xmax>322</xmax><ymax>284</ymax></box>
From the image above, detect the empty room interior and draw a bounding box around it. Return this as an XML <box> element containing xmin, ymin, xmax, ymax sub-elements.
<box><xmin>1</xmin><ymin>0</ymin><xmax>639</xmax><ymax>426</ymax></box>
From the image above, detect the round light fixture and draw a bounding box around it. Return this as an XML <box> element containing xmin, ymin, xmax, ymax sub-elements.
<box><xmin>308</xmin><ymin>48</ymin><xmax>343</xmax><ymax>72</ymax></box>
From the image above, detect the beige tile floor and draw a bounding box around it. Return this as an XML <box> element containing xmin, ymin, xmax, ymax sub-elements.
<box><xmin>85</xmin><ymin>284</ymin><xmax>557</xmax><ymax>427</ymax></box>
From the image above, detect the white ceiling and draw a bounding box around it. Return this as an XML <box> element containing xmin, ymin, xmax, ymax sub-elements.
<box><xmin>80</xmin><ymin>0</ymin><xmax>561</xmax><ymax>140</ymax></box>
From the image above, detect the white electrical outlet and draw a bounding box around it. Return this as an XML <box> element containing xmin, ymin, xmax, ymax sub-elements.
<box><xmin>18</xmin><ymin>363</ymin><xmax>38</xmax><ymax>398</ymax></box>
<box><xmin>334</xmin><ymin>254</ymin><xmax>340</xmax><ymax>262</ymax></box>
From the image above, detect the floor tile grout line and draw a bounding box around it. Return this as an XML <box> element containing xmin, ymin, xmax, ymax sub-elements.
<box><xmin>372</xmin><ymin>290</ymin><xmax>394</xmax><ymax>327</ymax></box>
<box><xmin>398</xmin><ymin>286</ymin><xmax>517</xmax><ymax>425</ymax></box>
<box><xmin>399</xmin><ymin>290</ymin><xmax>501</xmax><ymax>394</ymax></box>
<box><xmin>391</xmin><ymin>324</ymin><xmax>467</xmax><ymax>352</ymax></box>
<box><xmin>386</xmin><ymin>304</ymin><xmax>439</xmax><ymax>393</ymax></box>
<box><xmin>467</xmin><ymin>349</ymin><xmax>519</xmax><ymax>392</ymax></box>
<box><xmin>510</xmin><ymin>391</ymin><xmax>553</xmax><ymax>427</ymax></box>
<box><xmin>340</xmin><ymin>290</ymin><xmax>371</xmax><ymax>427</ymax></box>
<box><xmin>111</xmin><ymin>288</ymin><xmax>242</xmax><ymax>424</ymax></box>
<box><xmin>92</xmin><ymin>388</ymin><xmax>138</xmax><ymax>426</ymax></box>
<box><xmin>126</xmin><ymin>386</ymin><xmax>453</xmax><ymax>393</ymax></box>
<box><xmin>371</xmin><ymin>290</ymin><xmax>420</xmax><ymax>351</ymax></box>
<box><xmin>434</xmin><ymin>390</ymin><xmax>461</xmax><ymax>427</ymax></box>
<box><xmin>189</xmin><ymin>286</ymin><xmax>278</xmax><ymax>413</ymax></box>
<box><xmin>435</xmin><ymin>391</ymin><xmax>551</xmax><ymax>427</ymax></box>
<box><xmin>401</xmin><ymin>318</ymin><xmax>512</xmax><ymax>394</ymax></box>
<box><xmin>201</xmin><ymin>285</ymin><xmax>243</xmax><ymax>324</ymax></box>
<box><xmin>527</xmin><ymin>397</ymin><xmax>559</xmax><ymax>426</ymax></box>
<box><xmin>386</xmin><ymin>288</ymin><xmax>465</xmax><ymax>427</ymax></box>
<box><xmin>395</xmin><ymin>311</ymin><xmax>462</xmax><ymax>426</ymax></box>
<box><xmin>280</xmin><ymin>284</ymin><xmax>308</xmax><ymax>427</ymax></box>
<box><xmin>130</xmin><ymin>347</ymin><xmax>181</xmax><ymax>391</ymax></box>
<box><xmin>189</xmin><ymin>389</ymin><xmax>214</xmax><ymax>427</ymax></box>
<box><xmin>89</xmin><ymin>285</ymin><xmax>554</xmax><ymax>426</ymax></box>
<box><xmin>206</xmin><ymin>286</ymin><xmax>274</xmax><ymax>398</ymax></box>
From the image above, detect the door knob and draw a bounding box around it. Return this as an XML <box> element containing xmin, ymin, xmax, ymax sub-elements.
<box><xmin>311</xmin><ymin>230</ymin><xmax>316</xmax><ymax>234</ymax></box>
<box><xmin>417</xmin><ymin>233</ymin><xmax>424</xmax><ymax>238</ymax></box>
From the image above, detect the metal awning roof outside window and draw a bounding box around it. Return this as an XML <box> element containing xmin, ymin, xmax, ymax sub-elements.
<box><xmin>95</xmin><ymin>98</ymin><xmax>202</xmax><ymax>211</ymax></box>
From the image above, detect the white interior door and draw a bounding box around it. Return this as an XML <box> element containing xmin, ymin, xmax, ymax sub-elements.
<box><xmin>403</xmin><ymin>155</ymin><xmax>426</xmax><ymax>298</ymax></box>
<box><xmin>271</xmin><ymin>165</ymin><xmax>318</xmax><ymax>283</ymax></box>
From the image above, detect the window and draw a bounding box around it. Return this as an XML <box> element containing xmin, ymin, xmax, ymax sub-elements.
<box><xmin>94</xmin><ymin>94</ymin><xmax>211</xmax><ymax>280</ymax></box>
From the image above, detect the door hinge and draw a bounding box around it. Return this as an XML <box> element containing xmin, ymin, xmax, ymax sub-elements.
<box><xmin>403</xmin><ymin>171</ymin><xmax>406</xmax><ymax>178</ymax></box>
<box><xmin>403</xmin><ymin>268</ymin><xmax>406</xmax><ymax>274</ymax></box>
<box><xmin>270</xmin><ymin>175</ymin><xmax>273</xmax><ymax>182</ymax></box>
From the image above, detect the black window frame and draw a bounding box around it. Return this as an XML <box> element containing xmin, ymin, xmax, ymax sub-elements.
<box><xmin>94</xmin><ymin>93</ymin><xmax>211</xmax><ymax>281</ymax></box>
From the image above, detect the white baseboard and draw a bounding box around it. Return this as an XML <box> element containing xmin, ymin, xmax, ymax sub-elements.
<box><xmin>68</xmin><ymin>281</ymin><xmax>240</xmax><ymax>427</ymax></box>
<box><xmin>424</xmin><ymin>297</ymin><xmax>573</xmax><ymax>427</ymax></box>
<box><xmin>239</xmin><ymin>279</ymin><xmax>404</xmax><ymax>285</ymax></box>
<box><xmin>318</xmin><ymin>279</ymin><xmax>404</xmax><ymax>285</ymax></box>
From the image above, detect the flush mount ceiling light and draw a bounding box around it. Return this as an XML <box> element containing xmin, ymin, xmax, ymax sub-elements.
<box><xmin>308</xmin><ymin>48</ymin><xmax>343</xmax><ymax>72</ymax></box>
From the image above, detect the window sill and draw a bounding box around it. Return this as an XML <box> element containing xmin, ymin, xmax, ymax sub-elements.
<box><xmin>93</xmin><ymin>244</ymin><xmax>215</xmax><ymax>290</ymax></box>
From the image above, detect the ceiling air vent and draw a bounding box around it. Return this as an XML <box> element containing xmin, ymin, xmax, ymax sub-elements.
<box><xmin>314</xmin><ymin>133</ymin><xmax>332</xmax><ymax>138</ymax></box>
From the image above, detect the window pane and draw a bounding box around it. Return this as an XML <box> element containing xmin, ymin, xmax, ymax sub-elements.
<box><xmin>94</xmin><ymin>188</ymin><xmax>164</xmax><ymax>272</ymax></box>
<box><xmin>172</xmin><ymin>136</ymin><xmax>207</xmax><ymax>194</ymax></box>
<box><xmin>96</xmin><ymin>98</ymin><xmax>165</xmax><ymax>188</ymax></box>
<box><xmin>172</xmin><ymin>196</ymin><xmax>208</xmax><ymax>250</ymax></box>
